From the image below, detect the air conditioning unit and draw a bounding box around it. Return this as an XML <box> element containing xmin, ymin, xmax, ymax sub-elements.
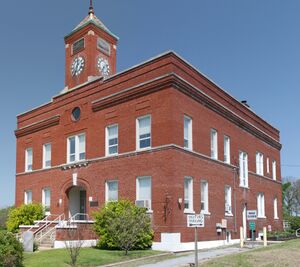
<box><xmin>225</xmin><ymin>204</ymin><xmax>232</xmax><ymax>213</ymax></box>
<box><xmin>135</xmin><ymin>199</ymin><xmax>151</xmax><ymax>210</ymax></box>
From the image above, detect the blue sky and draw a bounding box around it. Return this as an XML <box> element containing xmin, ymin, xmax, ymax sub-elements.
<box><xmin>0</xmin><ymin>0</ymin><xmax>299</xmax><ymax>208</ymax></box>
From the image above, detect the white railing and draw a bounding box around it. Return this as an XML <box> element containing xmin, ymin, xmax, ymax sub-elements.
<box><xmin>296</xmin><ymin>228</ymin><xmax>300</xmax><ymax>238</ymax></box>
<box><xmin>34</xmin><ymin>214</ymin><xmax>65</xmax><ymax>244</ymax></box>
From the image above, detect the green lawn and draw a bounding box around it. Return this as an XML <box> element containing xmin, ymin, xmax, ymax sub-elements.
<box><xmin>24</xmin><ymin>248</ymin><xmax>163</xmax><ymax>267</ymax></box>
<box><xmin>200</xmin><ymin>238</ymin><xmax>300</xmax><ymax>267</ymax></box>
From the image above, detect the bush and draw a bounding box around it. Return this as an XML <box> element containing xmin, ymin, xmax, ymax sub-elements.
<box><xmin>288</xmin><ymin>216</ymin><xmax>300</xmax><ymax>231</ymax></box>
<box><xmin>0</xmin><ymin>206</ymin><xmax>13</xmax><ymax>230</ymax></box>
<box><xmin>6</xmin><ymin>203</ymin><xmax>44</xmax><ymax>233</ymax></box>
<box><xmin>93</xmin><ymin>200</ymin><xmax>153</xmax><ymax>254</ymax></box>
<box><xmin>0</xmin><ymin>231</ymin><xmax>23</xmax><ymax>267</ymax></box>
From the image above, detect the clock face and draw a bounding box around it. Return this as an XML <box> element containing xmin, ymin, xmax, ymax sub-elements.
<box><xmin>97</xmin><ymin>57</ymin><xmax>110</xmax><ymax>76</ymax></box>
<box><xmin>71</xmin><ymin>56</ymin><xmax>85</xmax><ymax>76</ymax></box>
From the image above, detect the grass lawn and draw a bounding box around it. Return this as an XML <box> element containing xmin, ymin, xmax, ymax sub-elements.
<box><xmin>200</xmin><ymin>238</ymin><xmax>300</xmax><ymax>267</ymax></box>
<box><xmin>24</xmin><ymin>248</ymin><xmax>165</xmax><ymax>267</ymax></box>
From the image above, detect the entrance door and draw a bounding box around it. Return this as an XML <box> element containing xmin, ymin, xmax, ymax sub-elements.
<box><xmin>79</xmin><ymin>190</ymin><xmax>86</xmax><ymax>220</ymax></box>
<box><xmin>242</xmin><ymin>205</ymin><xmax>247</xmax><ymax>240</ymax></box>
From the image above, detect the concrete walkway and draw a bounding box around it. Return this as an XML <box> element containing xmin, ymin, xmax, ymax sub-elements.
<box><xmin>138</xmin><ymin>246</ymin><xmax>246</xmax><ymax>267</ymax></box>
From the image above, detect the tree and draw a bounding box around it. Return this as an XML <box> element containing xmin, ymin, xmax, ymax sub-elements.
<box><xmin>0</xmin><ymin>231</ymin><xmax>23</xmax><ymax>267</ymax></box>
<box><xmin>282</xmin><ymin>178</ymin><xmax>300</xmax><ymax>217</ymax></box>
<box><xmin>94</xmin><ymin>200</ymin><xmax>153</xmax><ymax>255</ymax></box>
<box><xmin>6</xmin><ymin>203</ymin><xmax>44</xmax><ymax>233</ymax></box>
<box><xmin>0</xmin><ymin>206</ymin><xmax>13</xmax><ymax>230</ymax></box>
<box><xmin>64</xmin><ymin>226</ymin><xmax>84</xmax><ymax>267</ymax></box>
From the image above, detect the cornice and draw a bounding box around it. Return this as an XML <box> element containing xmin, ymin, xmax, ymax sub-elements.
<box><xmin>15</xmin><ymin>115</ymin><xmax>60</xmax><ymax>138</ymax></box>
<box><xmin>92</xmin><ymin>73</ymin><xmax>281</xmax><ymax>150</ymax></box>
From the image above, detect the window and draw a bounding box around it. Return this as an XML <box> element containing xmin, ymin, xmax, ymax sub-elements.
<box><xmin>136</xmin><ymin>176</ymin><xmax>152</xmax><ymax>210</ymax></box>
<box><xmin>71</xmin><ymin>107</ymin><xmax>81</xmax><ymax>121</ymax></box>
<box><xmin>43</xmin><ymin>143</ymin><xmax>51</xmax><ymax>168</ymax></box>
<box><xmin>42</xmin><ymin>188</ymin><xmax>51</xmax><ymax>214</ymax></box>
<box><xmin>67</xmin><ymin>134</ymin><xmax>86</xmax><ymax>163</ymax></box>
<box><xmin>266</xmin><ymin>157</ymin><xmax>270</xmax><ymax>174</ymax></box>
<box><xmin>201</xmin><ymin>181</ymin><xmax>209</xmax><ymax>214</ymax></box>
<box><xmin>224</xmin><ymin>136</ymin><xmax>230</xmax><ymax>164</ymax></box>
<box><xmin>211</xmin><ymin>129</ymin><xmax>218</xmax><ymax>159</ymax></box>
<box><xmin>136</xmin><ymin>115</ymin><xmax>151</xmax><ymax>150</ymax></box>
<box><xmin>256</xmin><ymin>152</ymin><xmax>264</xmax><ymax>176</ymax></box>
<box><xmin>72</xmin><ymin>38</ymin><xmax>84</xmax><ymax>54</ymax></box>
<box><xmin>24</xmin><ymin>190</ymin><xmax>32</xmax><ymax>204</ymax></box>
<box><xmin>106</xmin><ymin>124</ymin><xmax>118</xmax><ymax>156</ymax></box>
<box><xmin>257</xmin><ymin>193</ymin><xmax>265</xmax><ymax>218</ymax></box>
<box><xmin>97</xmin><ymin>37</ymin><xmax>111</xmax><ymax>55</ymax></box>
<box><xmin>225</xmin><ymin>186</ymin><xmax>232</xmax><ymax>215</ymax></box>
<box><xmin>184</xmin><ymin>116</ymin><xmax>192</xmax><ymax>150</ymax></box>
<box><xmin>274</xmin><ymin>197</ymin><xmax>278</xmax><ymax>219</ymax></box>
<box><xmin>25</xmin><ymin>148</ymin><xmax>33</xmax><ymax>172</ymax></box>
<box><xmin>106</xmin><ymin>181</ymin><xmax>118</xmax><ymax>202</ymax></box>
<box><xmin>272</xmin><ymin>160</ymin><xmax>277</xmax><ymax>180</ymax></box>
<box><xmin>239</xmin><ymin>151</ymin><xmax>248</xmax><ymax>187</ymax></box>
<box><xmin>184</xmin><ymin>177</ymin><xmax>193</xmax><ymax>212</ymax></box>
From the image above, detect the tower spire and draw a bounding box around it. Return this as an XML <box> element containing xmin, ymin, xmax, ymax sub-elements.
<box><xmin>89</xmin><ymin>0</ymin><xmax>94</xmax><ymax>16</ymax></box>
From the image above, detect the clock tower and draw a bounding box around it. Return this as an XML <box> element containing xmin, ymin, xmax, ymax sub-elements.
<box><xmin>64</xmin><ymin>1</ymin><xmax>118</xmax><ymax>90</ymax></box>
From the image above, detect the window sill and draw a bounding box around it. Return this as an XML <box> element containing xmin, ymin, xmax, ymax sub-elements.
<box><xmin>105</xmin><ymin>153</ymin><xmax>118</xmax><ymax>158</ymax></box>
<box><xmin>225</xmin><ymin>213</ymin><xmax>233</xmax><ymax>217</ymax></box>
<box><xmin>184</xmin><ymin>210</ymin><xmax>195</xmax><ymax>214</ymax></box>
<box><xmin>239</xmin><ymin>185</ymin><xmax>250</xmax><ymax>189</ymax></box>
<box><xmin>257</xmin><ymin>216</ymin><xmax>267</xmax><ymax>219</ymax></box>
<box><xmin>200</xmin><ymin>211</ymin><xmax>211</xmax><ymax>216</ymax></box>
<box><xmin>274</xmin><ymin>217</ymin><xmax>279</xmax><ymax>220</ymax></box>
<box><xmin>146</xmin><ymin>210</ymin><xmax>153</xmax><ymax>214</ymax></box>
<box><xmin>136</xmin><ymin>147</ymin><xmax>152</xmax><ymax>152</ymax></box>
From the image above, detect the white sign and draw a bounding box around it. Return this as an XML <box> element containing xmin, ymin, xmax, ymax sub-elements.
<box><xmin>247</xmin><ymin>210</ymin><xmax>257</xmax><ymax>220</ymax></box>
<box><xmin>187</xmin><ymin>214</ymin><xmax>205</xmax><ymax>228</ymax></box>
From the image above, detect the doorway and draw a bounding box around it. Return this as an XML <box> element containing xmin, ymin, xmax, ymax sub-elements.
<box><xmin>68</xmin><ymin>186</ymin><xmax>86</xmax><ymax>220</ymax></box>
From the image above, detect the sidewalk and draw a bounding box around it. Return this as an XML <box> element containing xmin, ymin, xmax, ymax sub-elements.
<box><xmin>138</xmin><ymin>246</ymin><xmax>246</xmax><ymax>267</ymax></box>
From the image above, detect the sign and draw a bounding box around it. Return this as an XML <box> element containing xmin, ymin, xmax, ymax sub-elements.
<box><xmin>187</xmin><ymin>214</ymin><xmax>205</xmax><ymax>228</ymax></box>
<box><xmin>221</xmin><ymin>219</ymin><xmax>227</xmax><ymax>228</ymax></box>
<box><xmin>247</xmin><ymin>210</ymin><xmax>257</xmax><ymax>220</ymax></box>
<box><xmin>249</xmin><ymin>221</ymin><xmax>256</xmax><ymax>231</ymax></box>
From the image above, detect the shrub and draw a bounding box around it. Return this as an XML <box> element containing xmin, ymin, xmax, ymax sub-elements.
<box><xmin>0</xmin><ymin>206</ymin><xmax>13</xmax><ymax>230</ymax></box>
<box><xmin>93</xmin><ymin>200</ymin><xmax>153</xmax><ymax>254</ymax></box>
<box><xmin>288</xmin><ymin>216</ymin><xmax>300</xmax><ymax>231</ymax></box>
<box><xmin>6</xmin><ymin>203</ymin><xmax>44</xmax><ymax>233</ymax></box>
<box><xmin>0</xmin><ymin>231</ymin><xmax>23</xmax><ymax>267</ymax></box>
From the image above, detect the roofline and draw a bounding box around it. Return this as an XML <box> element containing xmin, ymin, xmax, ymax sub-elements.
<box><xmin>64</xmin><ymin>20</ymin><xmax>119</xmax><ymax>41</ymax></box>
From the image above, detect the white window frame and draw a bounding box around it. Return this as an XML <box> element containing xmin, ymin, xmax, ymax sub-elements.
<box><xmin>136</xmin><ymin>176</ymin><xmax>152</xmax><ymax>211</ymax></box>
<box><xmin>256</xmin><ymin>152</ymin><xmax>264</xmax><ymax>176</ymax></box>
<box><xmin>201</xmin><ymin>180</ymin><xmax>209</xmax><ymax>214</ymax></box>
<box><xmin>105</xmin><ymin>124</ymin><xmax>118</xmax><ymax>156</ymax></box>
<box><xmin>42</xmin><ymin>188</ymin><xmax>51</xmax><ymax>215</ymax></box>
<box><xmin>272</xmin><ymin>160</ymin><xmax>277</xmax><ymax>180</ymax></box>
<box><xmin>274</xmin><ymin>197</ymin><xmax>279</xmax><ymax>219</ymax></box>
<box><xmin>184</xmin><ymin>177</ymin><xmax>194</xmax><ymax>213</ymax></box>
<box><xmin>257</xmin><ymin>193</ymin><xmax>265</xmax><ymax>218</ymax></box>
<box><xmin>239</xmin><ymin>151</ymin><xmax>248</xmax><ymax>187</ymax></box>
<box><xmin>136</xmin><ymin>115</ymin><xmax>151</xmax><ymax>151</ymax></box>
<box><xmin>67</xmin><ymin>133</ymin><xmax>86</xmax><ymax>163</ymax></box>
<box><xmin>210</xmin><ymin>129</ymin><xmax>218</xmax><ymax>160</ymax></box>
<box><xmin>105</xmin><ymin>180</ymin><xmax>119</xmax><ymax>202</ymax></box>
<box><xmin>225</xmin><ymin>186</ymin><xmax>232</xmax><ymax>215</ymax></box>
<box><xmin>184</xmin><ymin>115</ymin><xmax>193</xmax><ymax>150</ymax></box>
<box><xmin>24</xmin><ymin>190</ymin><xmax>32</xmax><ymax>204</ymax></box>
<box><xmin>266</xmin><ymin>157</ymin><xmax>270</xmax><ymax>174</ymax></box>
<box><xmin>224</xmin><ymin>135</ymin><xmax>230</xmax><ymax>164</ymax></box>
<box><xmin>25</xmin><ymin>148</ymin><xmax>33</xmax><ymax>172</ymax></box>
<box><xmin>43</xmin><ymin>143</ymin><xmax>52</xmax><ymax>169</ymax></box>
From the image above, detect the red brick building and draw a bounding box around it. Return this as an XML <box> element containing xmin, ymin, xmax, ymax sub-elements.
<box><xmin>15</xmin><ymin>5</ymin><xmax>282</xmax><ymax>251</ymax></box>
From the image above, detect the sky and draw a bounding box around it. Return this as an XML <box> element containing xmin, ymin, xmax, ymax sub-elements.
<box><xmin>0</xmin><ymin>0</ymin><xmax>300</xmax><ymax>208</ymax></box>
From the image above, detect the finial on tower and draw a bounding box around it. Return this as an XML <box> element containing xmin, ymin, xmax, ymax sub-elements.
<box><xmin>89</xmin><ymin>0</ymin><xmax>94</xmax><ymax>16</ymax></box>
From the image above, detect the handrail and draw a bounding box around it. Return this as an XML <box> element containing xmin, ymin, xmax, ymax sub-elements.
<box><xmin>296</xmin><ymin>228</ymin><xmax>300</xmax><ymax>238</ymax></box>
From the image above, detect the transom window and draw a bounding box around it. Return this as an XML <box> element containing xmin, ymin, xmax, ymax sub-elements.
<box><xmin>43</xmin><ymin>143</ymin><xmax>51</xmax><ymax>168</ymax></box>
<box><xmin>25</xmin><ymin>148</ymin><xmax>33</xmax><ymax>172</ymax></box>
<box><xmin>106</xmin><ymin>124</ymin><xmax>118</xmax><ymax>156</ymax></box>
<box><xmin>136</xmin><ymin>115</ymin><xmax>151</xmax><ymax>150</ymax></box>
<box><xmin>106</xmin><ymin>181</ymin><xmax>118</xmax><ymax>202</ymax></box>
<box><xmin>67</xmin><ymin>134</ymin><xmax>86</xmax><ymax>163</ymax></box>
<box><xmin>184</xmin><ymin>115</ymin><xmax>192</xmax><ymax>150</ymax></box>
<box><xmin>239</xmin><ymin>151</ymin><xmax>248</xmax><ymax>187</ymax></box>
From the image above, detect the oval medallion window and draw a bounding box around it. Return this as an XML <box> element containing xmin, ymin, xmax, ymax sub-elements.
<box><xmin>71</xmin><ymin>107</ymin><xmax>81</xmax><ymax>121</ymax></box>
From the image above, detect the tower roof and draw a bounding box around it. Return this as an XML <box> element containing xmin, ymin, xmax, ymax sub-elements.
<box><xmin>65</xmin><ymin>9</ymin><xmax>119</xmax><ymax>40</ymax></box>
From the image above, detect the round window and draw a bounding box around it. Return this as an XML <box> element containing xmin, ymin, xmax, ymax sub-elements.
<box><xmin>71</xmin><ymin>107</ymin><xmax>81</xmax><ymax>121</ymax></box>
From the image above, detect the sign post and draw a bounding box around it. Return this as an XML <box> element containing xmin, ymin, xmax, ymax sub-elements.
<box><xmin>187</xmin><ymin>214</ymin><xmax>205</xmax><ymax>267</ymax></box>
<box><xmin>247</xmin><ymin>210</ymin><xmax>257</xmax><ymax>241</ymax></box>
